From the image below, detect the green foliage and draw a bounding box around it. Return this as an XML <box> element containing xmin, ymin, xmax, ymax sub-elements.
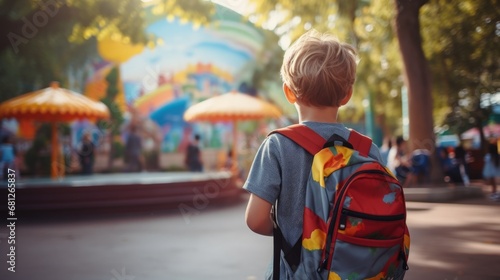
<box><xmin>162</xmin><ymin>165</ymin><xmax>187</xmax><ymax>172</ymax></box>
<box><xmin>248</xmin><ymin>0</ymin><xmax>404</xmax><ymax>132</ymax></box>
<box><xmin>104</xmin><ymin>66</ymin><xmax>119</xmax><ymax>100</ymax></box>
<box><xmin>0</xmin><ymin>0</ymin><xmax>212</xmax><ymax>101</ymax></box>
<box><xmin>251</xmin><ymin>29</ymin><xmax>284</xmax><ymax>91</ymax></box>
<box><xmin>2</xmin><ymin>0</ymin><xmax>496</xmax><ymax>143</ymax></box>
<box><xmin>249</xmin><ymin>0</ymin><xmax>358</xmax><ymax>44</ymax></box>
<box><xmin>0</xmin><ymin>0</ymin><xmax>140</xmax><ymax>99</ymax></box>
<box><xmin>143</xmin><ymin>149</ymin><xmax>160</xmax><ymax>170</ymax></box>
<box><xmin>21</xmin><ymin>123</ymin><xmax>71</xmax><ymax>175</ymax></box>
<box><xmin>97</xmin><ymin>68</ymin><xmax>124</xmax><ymax>139</ymax></box>
<box><xmin>97</xmin><ymin>100</ymin><xmax>123</xmax><ymax>136</ymax></box>
<box><xmin>421</xmin><ymin>0</ymin><xmax>500</xmax><ymax>135</ymax></box>
<box><xmin>249</xmin><ymin>0</ymin><xmax>498</xmax><ymax>138</ymax></box>
<box><xmin>148</xmin><ymin>0</ymin><xmax>214</xmax><ymax>26</ymax></box>
<box><xmin>24</xmin><ymin>144</ymin><xmax>51</xmax><ymax>176</ymax></box>
<box><xmin>351</xmin><ymin>0</ymin><xmax>404</xmax><ymax>132</ymax></box>
<box><xmin>23</xmin><ymin>124</ymin><xmax>51</xmax><ymax>175</ymax></box>
<box><xmin>112</xmin><ymin>140</ymin><xmax>125</xmax><ymax>159</ymax></box>
<box><xmin>248</xmin><ymin>29</ymin><xmax>285</xmax><ymax>108</ymax></box>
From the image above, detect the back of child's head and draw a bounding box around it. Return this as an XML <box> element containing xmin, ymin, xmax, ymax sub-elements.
<box><xmin>280</xmin><ymin>30</ymin><xmax>357</xmax><ymax>107</ymax></box>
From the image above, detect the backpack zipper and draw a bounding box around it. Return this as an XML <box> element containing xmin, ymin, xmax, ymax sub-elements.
<box><xmin>318</xmin><ymin>169</ymin><xmax>400</xmax><ymax>272</ymax></box>
<box><xmin>339</xmin><ymin>209</ymin><xmax>405</xmax><ymax>230</ymax></box>
<box><xmin>399</xmin><ymin>250</ymin><xmax>410</xmax><ymax>270</ymax></box>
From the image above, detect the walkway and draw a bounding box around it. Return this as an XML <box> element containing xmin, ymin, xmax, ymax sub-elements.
<box><xmin>0</xmin><ymin>192</ymin><xmax>498</xmax><ymax>279</ymax></box>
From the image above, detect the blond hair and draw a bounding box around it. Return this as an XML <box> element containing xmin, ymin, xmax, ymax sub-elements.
<box><xmin>280</xmin><ymin>30</ymin><xmax>357</xmax><ymax>107</ymax></box>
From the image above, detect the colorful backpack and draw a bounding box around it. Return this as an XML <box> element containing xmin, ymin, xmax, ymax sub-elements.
<box><xmin>271</xmin><ymin>124</ymin><xmax>410</xmax><ymax>280</ymax></box>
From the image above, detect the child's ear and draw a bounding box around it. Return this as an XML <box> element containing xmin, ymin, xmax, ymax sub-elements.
<box><xmin>340</xmin><ymin>88</ymin><xmax>353</xmax><ymax>106</ymax></box>
<box><xmin>283</xmin><ymin>83</ymin><xmax>297</xmax><ymax>104</ymax></box>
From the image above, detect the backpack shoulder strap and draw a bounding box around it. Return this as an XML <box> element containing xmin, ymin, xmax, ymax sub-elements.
<box><xmin>347</xmin><ymin>129</ymin><xmax>372</xmax><ymax>157</ymax></box>
<box><xmin>269</xmin><ymin>124</ymin><xmax>325</xmax><ymax>155</ymax></box>
<box><xmin>270</xmin><ymin>125</ymin><xmax>373</xmax><ymax>157</ymax></box>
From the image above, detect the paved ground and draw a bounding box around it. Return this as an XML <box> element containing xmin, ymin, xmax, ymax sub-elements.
<box><xmin>14</xmin><ymin>172</ymin><xmax>233</xmax><ymax>188</ymax></box>
<box><xmin>0</xmin><ymin>192</ymin><xmax>499</xmax><ymax>280</ymax></box>
<box><xmin>0</xmin><ymin>197</ymin><xmax>272</xmax><ymax>280</ymax></box>
<box><xmin>404</xmin><ymin>199</ymin><xmax>500</xmax><ymax>280</ymax></box>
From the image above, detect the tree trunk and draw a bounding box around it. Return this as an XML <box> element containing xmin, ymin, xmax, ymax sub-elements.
<box><xmin>394</xmin><ymin>0</ymin><xmax>443</xmax><ymax>184</ymax></box>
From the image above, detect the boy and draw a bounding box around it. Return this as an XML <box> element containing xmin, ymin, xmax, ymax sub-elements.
<box><xmin>243</xmin><ymin>31</ymin><xmax>383</xmax><ymax>279</ymax></box>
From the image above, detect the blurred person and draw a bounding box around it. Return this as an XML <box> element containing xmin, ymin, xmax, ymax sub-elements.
<box><xmin>223</xmin><ymin>148</ymin><xmax>244</xmax><ymax>181</ymax></box>
<box><xmin>78</xmin><ymin>133</ymin><xmax>95</xmax><ymax>175</ymax></box>
<box><xmin>387</xmin><ymin>136</ymin><xmax>412</xmax><ymax>184</ymax></box>
<box><xmin>0</xmin><ymin>121</ymin><xmax>11</xmax><ymax>142</ymax></box>
<box><xmin>454</xmin><ymin>144</ymin><xmax>471</xmax><ymax>186</ymax></box>
<box><xmin>125</xmin><ymin>125</ymin><xmax>144</xmax><ymax>172</ymax></box>
<box><xmin>0</xmin><ymin>135</ymin><xmax>16</xmax><ymax>180</ymax></box>
<box><xmin>438</xmin><ymin>148</ymin><xmax>462</xmax><ymax>183</ymax></box>
<box><xmin>483</xmin><ymin>142</ymin><xmax>500</xmax><ymax>201</ymax></box>
<box><xmin>379</xmin><ymin>136</ymin><xmax>393</xmax><ymax>166</ymax></box>
<box><xmin>185</xmin><ymin>134</ymin><xmax>203</xmax><ymax>172</ymax></box>
<box><xmin>408</xmin><ymin>149</ymin><xmax>431</xmax><ymax>186</ymax></box>
<box><xmin>223</xmin><ymin>148</ymin><xmax>234</xmax><ymax>170</ymax></box>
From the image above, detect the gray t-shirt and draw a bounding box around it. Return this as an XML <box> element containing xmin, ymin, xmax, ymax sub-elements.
<box><xmin>244</xmin><ymin>121</ymin><xmax>383</xmax><ymax>247</ymax></box>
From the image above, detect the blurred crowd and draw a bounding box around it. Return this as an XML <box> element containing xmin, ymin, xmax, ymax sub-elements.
<box><xmin>381</xmin><ymin>134</ymin><xmax>499</xmax><ymax>201</ymax></box>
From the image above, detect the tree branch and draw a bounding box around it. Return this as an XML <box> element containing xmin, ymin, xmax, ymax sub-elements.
<box><xmin>0</xmin><ymin>4</ymin><xmax>79</xmax><ymax>54</ymax></box>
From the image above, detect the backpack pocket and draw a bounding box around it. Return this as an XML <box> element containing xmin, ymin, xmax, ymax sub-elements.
<box><xmin>328</xmin><ymin>236</ymin><xmax>404</xmax><ymax>280</ymax></box>
<box><xmin>325</xmin><ymin>209</ymin><xmax>407</xmax><ymax>279</ymax></box>
<box><xmin>339</xmin><ymin>209</ymin><xmax>406</xmax><ymax>240</ymax></box>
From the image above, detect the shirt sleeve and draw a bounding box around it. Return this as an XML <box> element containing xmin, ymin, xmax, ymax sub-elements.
<box><xmin>243</xmin><ymin>136</ymin><xmax>282</xmax><ymax>205</ymax></box>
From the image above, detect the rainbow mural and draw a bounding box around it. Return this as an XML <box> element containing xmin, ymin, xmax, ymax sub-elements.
<box><xmin>85</xmin><ymin>5</ymin><xmax>268</xmax><ymax>152</ymax></box>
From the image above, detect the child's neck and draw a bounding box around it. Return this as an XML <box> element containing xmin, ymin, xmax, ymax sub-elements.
<box><xmin>296</xmin><ymin>104</ymin><xmax>340</xmax><ymax>123</ymax></box>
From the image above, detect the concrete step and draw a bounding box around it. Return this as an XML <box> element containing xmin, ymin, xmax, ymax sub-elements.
<box><xmin>404</xmin><ymin>185</ymin><xmax>484</xmax><ymax>203</ymax></box>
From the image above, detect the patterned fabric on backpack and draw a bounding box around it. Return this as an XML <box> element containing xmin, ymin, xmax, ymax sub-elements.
<box><xmin>271</xmin><ymin>124</ymin><xmax>410</xmax><ymax>280</ymax></box>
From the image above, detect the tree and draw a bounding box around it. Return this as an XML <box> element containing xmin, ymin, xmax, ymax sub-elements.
<box><xmin>0</xmin><ymin>0</ymin><xmax>213</xmax><ymax>101</ymax></box>
<box><xmin>248</xmin><ymin>1</ymin><xmax>413</xmax><ymax>139</ymax></box>
<box><xmin>248</xmin><ymin>0</ymin><xmax>444</xmax><ymax>182</ymax></box>
<box><xmin>420</xmin><ymin>0</ymin><xmax>500</xmax><ymax>151</ymax></box>
<box><xmin>97</xmin><ymin>66</ymin><xmax>124</xmax><ymax>170</ymax></box>
<box><xmin>0</xmin><ymin>0</ymin><xmax>146</xmax><ymax>98</ymax></box>
<box><xmin>353</xmin><ymin>0</ymin><xmax>405</xmax><ymax>138</ymax></box>
<box><xmin>393</xmin><ymin>0</ymin><xmax>434</xmax><ymax>150</ymax></box>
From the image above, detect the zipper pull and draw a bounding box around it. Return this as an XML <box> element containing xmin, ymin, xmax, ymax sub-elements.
<box><xmin>339</xmin><ymin>210</ymin><xmax>348</xmax><ymax>230</ymax></box>
<box><xmin>317</xmin><ymin>258</ymin><xmax>328</xmax><ymax>273</ymax></box>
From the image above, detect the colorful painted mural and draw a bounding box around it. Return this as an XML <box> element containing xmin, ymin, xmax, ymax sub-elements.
<box><xmin>83</xmin><ymin>6</ymin><xmax>268</xmax><ymax>152</ymax></box>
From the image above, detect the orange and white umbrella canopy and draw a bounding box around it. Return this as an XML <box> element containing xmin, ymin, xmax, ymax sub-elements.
<box><xmin>184</xmin><ymin>91</ymin><xmax>282</xmax><ymax>174</ymax></box>
<box><xmin>184</xmin><ymin>91</ymin><xmax>282</xmax><ymax>122</ymax></box>
<box><xmin>0</xmin><ymin>81</ymin><xmax>110</xmax><ymax>179</ymax></box>
<box><xmin>0</xmin><ymin>81</ymin><xmax>109</xmax><ymax>122</ymax></box>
